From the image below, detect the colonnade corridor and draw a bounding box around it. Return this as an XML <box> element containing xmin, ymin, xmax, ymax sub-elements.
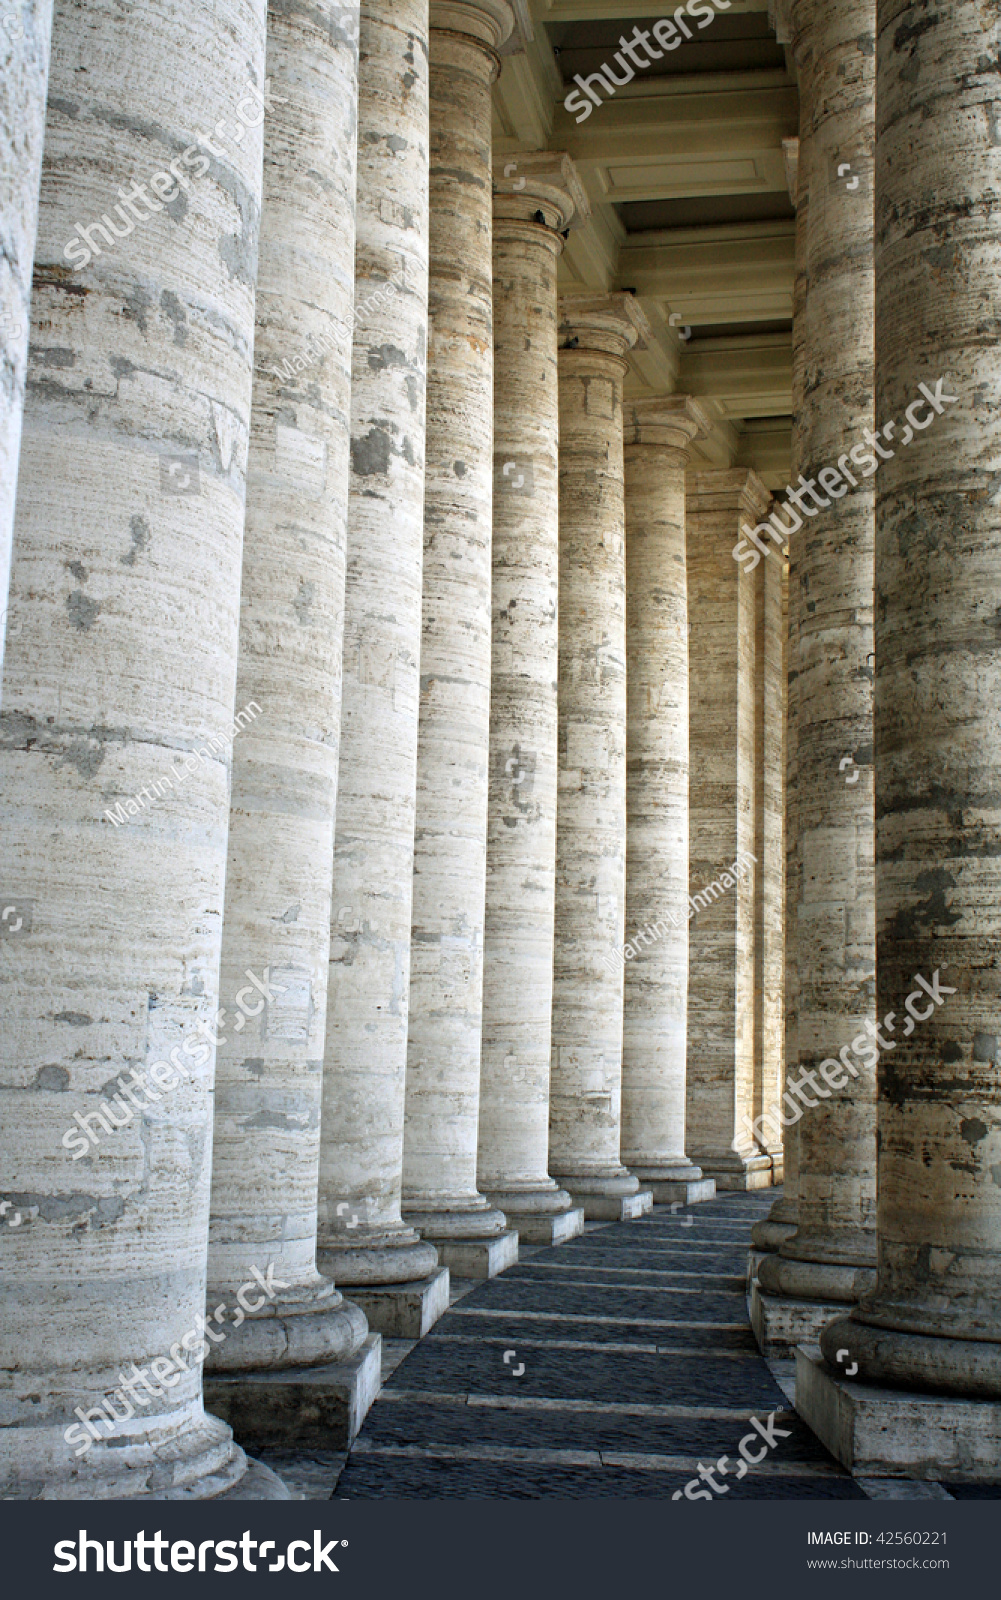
<box><xmin>2</xmin><ymin>0</ymin><xmax>1001</xmax><ymax>1577</ymax></box>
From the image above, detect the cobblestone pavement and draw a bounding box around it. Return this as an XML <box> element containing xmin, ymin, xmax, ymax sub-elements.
<box><xmin>324</xmin><ymin>1191</ymin><xmax>867</xmax><ymax>1500</ymax></box>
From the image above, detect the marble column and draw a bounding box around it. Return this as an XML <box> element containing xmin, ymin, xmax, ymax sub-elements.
<box><xmin>753</xmin><ymin>137</ymin><xmax>807</xmax><ymax>1256</ymax></box>
<box><xmin>619</xmin><ymin>395</ymin><xmax>715</xmax><ymax>1207</ymax></box>
<box><xmin>821</xmin><ymin>0</ymin><xmax>1001</xmax><ymax>1401</ymax></box>
<box><xmin>548</xmin><ymin>292</ymin><xmax>653</xmax><ymax>1222</ymax></box>
<box><xmin>400</xmin><ymin>0</ymin><xmax>519</xmax><ymax>1279</ymax></box>
<box><xmin>0</xmin><ymin>0</ymin><xmax>281</xmax><ymax>1498</ymax></box>
<box><xmin>758</xmin><ymin>0</ymin><xmax>877</xmax><ymax>1314</ymax></box>
<box><xmin>315</xmin><ymin>0</ymin><xmax>445</xmax><ymax>1334</ymax></box>
<box><xmin>685</xmin><ymin>469</ymin><xmax>772</xmax><ymax>1191</ymax></box>
<box><xmin>751</xmin><ymin>545</ymin><xmax>786</xmax><ymax>1181</ymax></box>
<box><xmin>477</xmin><ymin>154</ymin><xmax>588</xmax><ymax>1248</ymax></box>
<box><xmin>202</xmin><ymin>1</ymin><xmax>375</xmax><ymax>1432</ymax></box>
<box><xmin>0</xmin><ymin>0</ymin><xmax>53</xmax><ymax>683</ymax></box>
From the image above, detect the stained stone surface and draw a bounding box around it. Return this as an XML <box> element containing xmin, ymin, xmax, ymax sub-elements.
<box><xmin>0</xmin><ymin>0</ymin><xmax>52</xmax><ymax>684</ymax></box>
<box><xmin>317</xmin><ymin>0</ymin><xmax>438</xmax><ymax>1292</ymax></box>
<box><xmin>822</xmin><ymin>0</ymin><xmax>1001</xmax><ymax>1397</ymax></box>
<box><xmin>205</xmin><ymin>0</ymin><xmax>368</xmax><ymax>1375</ymax></box>
<box><xmin>478</xmin><ymin>152</ymin><xmax>587</xmax><ymax>1231</ymax></box>
<box><xmin>620</xmin><ymin>395</ymin><xmax>710</xmax><ymax>1190</ymax></box>
<box><xmin>401</xmin><ymin>0</ymin><xmax>516</xmax><ymax>1250</ymax></box>
<box><xmin>548</xmin><ymin>293</ymin><xmax>649</xmax><ymax>1217</ymax></box>
<box><xmin>685</xmin><ymin>470</ymin><xmax>773</xmax><ymax>1191</ymax></box>
<box><xmin>751</xmin><ymin>546</ymin><xmax>785</xmax><ymax>1171</ymax></box>
<box><xmin>768</xmin><ymin>0</ymin><xmax>878</xmax><ymax>1307</ymax></box>
<box><xmin>0</xmin><ymin>0</ymin><xmax>268</xmax><ymax>1498</ymax></box>
<box><xmin>333</xmin><ymin>1193</ymin><xmax>865</xmax><ymax>1499</ymax></box>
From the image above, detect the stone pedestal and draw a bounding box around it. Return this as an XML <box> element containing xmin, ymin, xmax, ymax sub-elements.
<box><xmin>205</xmin><ymin>0</ymin><xmax>369</xmax><ymax>1383</ymax></box>
<box><xmin>477</xmin><ymin>153</ymin><xmax>589</xmax><ymax>1246</ymax></box>
<box><xmin>648</xmin><ymin>1177</ymin><xmax>716</xmax><ymax>1206</ymax></box>
<box><xmin>347</xmin><ymin>1270</ymin><xmax>452</xmax><ymax>1339</ymax></box>
<box><xmin>315</xmin><ymin>0</ymin><xmax>441</xmax><ymax>1304</ymax></box>
<box><xmin>205</xmin><ymin>1335</ymin><xmax>382</xmax><ymax>1451</ymax></box>
<box><xmin>434</xmin><ymin>1231</ymin><xmax>520</xmax><ymax>1280</ymax></box>
<box><xmin>401</xmin><ymin>0</ymin><xmax>517</xmax><ymax>1259</ymax></box>
<box><xmin>0</xmin><ymin>0</ymin><xmax>52</xmax><ymax>684</ymax></box>
<box><xmin>621</xmin><ymin>396</ymin><xmax>713</xmax><ymax>1199</ymax></box>
<box><xmin>548</xmin><ymin>293</ymin><xmax>651</xmax><ymax>1221</ymax></box>
<box><xmin>795</xmin><ymin>1346</ymin><xmax>1001</xmax><ymax>1482</ymax></box>
<box><xmin>750</xmin><ymin>1281</ymin><xmax>847</xmax><ymax>1359</ymax></box>
<box><xmin>0</xmin><ymin>0</ymin><xmax>269</xmax><ymax>1500</ymax></box>
<box><xmin>685</xmin><ymin>469</ymin><xmax>773</xmax><ymax>1194</ymax></box>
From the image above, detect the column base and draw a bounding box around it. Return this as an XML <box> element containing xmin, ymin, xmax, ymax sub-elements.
<box><xmin>429</xmin><ymin>1231</ymin><xmax>519</xmax><ymax>1279</ymax></box>
<box><xmin>203</xmin><ymin>1333</ymin><xmax>382</xmax><ymax>1450</ymax></box>
<box><xmin>820</xmin><ymin>1313</ymin><xmax>1001</xmax><ymax>1401</ymax></box>
<box><xmin>202</xmin><ymin>1282</ymin><xmax>369</xmax><ymax>1372</ymax></box>
<box><xmin>345</xmin><ymin>1268</ymin><xmax>451</xmax><ymax>1338</ymax></box>
<box><xmin>747</xmin><ymin>1246</ymin><xmax>771</xmax><ymax>1288</ymax></box>
<box><xmin>216</xmin><ymin>1457</ymin><xmax>293</xmax><ymax>1500</ymax></box>
<box><xmin>316</xmin><ymin>1227</ymin><xmax>440</xmax><ymax>1288</ymax></box>
<box><xmin>749</xmin><ymin>1279</ymin><xmax>845</xmax><ymax>1358</ymax></box>
<box><xmin>795</xmin><ymin>1343</ymin><xmax>1001</xmax><ymax>1481</ymax></box>
<box><xmin>758</xmin><ymin>1251</ymin><xmax>877</xmax><ymax>1305</ymax></box>
<box><xmin>769</xmin><ymin>1154</ymin><xmax>784</xmax><ymax>1184</ymax></box>
<box><xmin>698</xmin><ymin>1154</ymin><xmax>773</xmax><ymax>1191</ymax></box>
<box><xmin>751</xmin><ymin>1218</ymin><xmax>797</xmax><ymax>1251</ymax></box>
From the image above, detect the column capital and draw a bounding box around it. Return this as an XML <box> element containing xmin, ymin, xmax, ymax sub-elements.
<box><xmin>686</xmin><ymin>466</ymin><xmax>771</xmax><ymax>526</ymax></box>
<box><xmin>492</xmin><ymin>150</ymin><xmax>590</xmax><ymax>233</ymax></box>
<box><xmin>557</xmin><ymin>292</ymin><xmax>650</xmax><ymax>361</ymax></box>
<box><xmin>623</xmin><ymin>394</ymin><xmax>714</xmax><ymax>457</ymax></box>
<box><xmin>430</xmin><ymin>0</ymin><xmax>517</xmax><ymax>50</ymax></box>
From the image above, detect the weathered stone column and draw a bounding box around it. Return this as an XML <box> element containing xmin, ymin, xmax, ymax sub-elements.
<box><xmin>400</xmin><ymin>0</ymin><xmax>519</xmax><ymax>1279</ymax></box>
<box><xmin>0</xmin><ymin>0</ymin><xmax>282</xmax><ymax>1498</ymax></box>
<box><xmin>200</xmin><ymin>3</ymin><xmax>380</xmax><ymax>1445</ymax></box>
<box><xmin>753</xmin><ymin>135</ymin><xmax>807</xmax><ymax>1258</ymax></box>
<box><xmin>619</xmin><ymin>395</ymin><xmax>715</xmax><ymax>1207</ymax></box>
<box><xmin>0</xmin><ymin>0</ymin><xmax>53</xmax><ymax>683</ymax></box>
<box><xmin>477</xmin><ymin>154</ymin><xmax>588</xmax><ymax>1248</ymax></box>
<box><xmin>315</xmin><ymin>0</ymin><xmax>447</xmax><ymax>1338</ymax></box>
<box><xmin>757</xmin><ymin>0</ymin><xmax>877</xmax><ymax>1326</ymax></box>
<box><xmin>548</xmin><ymin>293</ymin><xmax>653</xmax><ymax>1222</ymax></box>
<box><xmin>685</xmin><ymin>469</ymin><xmax>772</xmax><ymax>1191</ymax></box>
<box><xmin>818</xmin><ymin>0</ymin><xmax>1001</xmax><ymax>1408</ymax></box>
<box><xmin>751</xmin><ymin>546</ymin><xmax>786</xmax><ymax>1182</ymax></box>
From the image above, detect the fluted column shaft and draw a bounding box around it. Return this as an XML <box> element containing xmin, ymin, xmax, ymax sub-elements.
<box><xmin>0</xmin><ymin>0</ymin><xmax>267</xmax><ymax>1498</ymax></box>
<box><xmin>204</xmin><ymin>0</ymin><xmax>368</xmax><ymax>1373</ymax></box>
<box><xmin>0</xmin><ymin>0</ymin><xmax>53</xmax><ymax>685</ymax></box>
<box><xmin>548</xmin><ymin>293</ymin><xmax>649</xmax><ymax>1217</ymax></box>
<box><xmin>686</xmin><ymin>469</ymin><xmax>772</xmax><ymax>1190</ymax></box>
<box><xmin>760</xmin><ymin>0</ymin><xmax>877</xmax><ymax>1306</ymax></box>
<box><xmin>477</xmin><ymin>155</ymin><xmax>586</xmax><ymax>1241</ymax></box>
<box><xmin>620</xmin><ymin>396</ymin><xmax>710</xmax><ymax>1191</ymax></box>
<box><xmin>823</xmin><ymin>0</ymin><xmax>1001</xmax><ymax>1397</ymax></box>
<box><xmin>401</xmin><ymin>0</ymin><xmax>515</xmax><ymax>1247</ymax></box>
<box><xmin>316</xmin><ymin>0</ymin><xmax>438</xmax><ymax>1290</ymax></box>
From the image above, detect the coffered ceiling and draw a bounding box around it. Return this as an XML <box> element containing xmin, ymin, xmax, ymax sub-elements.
<box><xmin>492</xmin><ymin>0</ymin><xmax>797</xmax><ymax>486</ymax></box>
